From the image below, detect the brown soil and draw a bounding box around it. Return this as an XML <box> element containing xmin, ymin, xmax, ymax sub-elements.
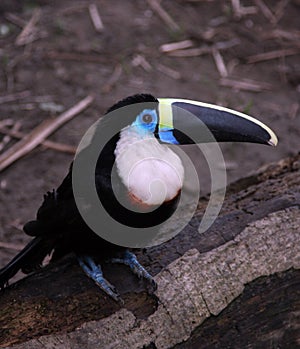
<box><xmin>0</xmin><ymin>0</ymin><xmax>299</xmax><ymax>275</ymax></box>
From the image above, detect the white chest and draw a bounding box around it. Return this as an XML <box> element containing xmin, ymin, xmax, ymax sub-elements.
<box><xmin>115</xmin><ymin>128</ymin><xmax>184</xmax><ymax>206</ymax></box>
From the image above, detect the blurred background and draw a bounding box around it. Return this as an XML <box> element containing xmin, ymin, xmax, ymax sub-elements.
<box><xmin>0</xmin><ymin>0</ymin><xmax>299</xmax><ymax>269</ymax></box>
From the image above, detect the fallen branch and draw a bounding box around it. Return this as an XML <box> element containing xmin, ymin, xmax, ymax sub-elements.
<box><xmin>212</xmin><ymin>49</ymin><xmax>228</xmax><ymax>78</ymax></box>
<box><xmin>88</xmin><ymin>3</ymin><xmax>104</xmax><ymax>32</ymax></box>
<box><xmin>220</xmin><ymin>77</ymin><xmax>272</xmax><ymax>92</ymax></box>
<box><xmin>0</xmin><ymin>122</ymin><xmax>21</xmax><ymax>153</ymax></box>
<box><xmin>0</xmin><ymin>95</ymin><xmax>93</xmax><ymax>172</ymax></box>
<box><xmin>231</xmin><ymin>0</ymin><xmax>242</xmax><ymax>18</ymax></box>
<box><xmin>156</xmin><ymin>63</ymin><xmax>181</xmax><ymax>79</ymax></box>
<box><xmin>254</xmin><ymin>0</ymin><xmax>276</xmax><ymax>24</ymax></box>
<box><xmin>101</xmin><ymin>65</ymin><xmax>122</xmax><ymax>93</ymax></box>
<box><xmin>0</xmin><ymin>241</ymin><xmax>24</xmax><ymax>252</ymax></box>
<box><xmin>59</xmin><ymin>3</ymin><xmax>88</xmax><ymax>15</ymax></box>
<box><xmin>231</xmin><ymin>0</ymin><xmax>257</xmax><ymax>18</ymax></box>
<box><xmin>274</xmin><ymin>0</ymin><xmax>290</xmax><ymax>23</ymax></box>
<box><xmin>167</xmin><ymin>39</ymin><xmax>240</xmax><ymax>57</ymax></box>
<box><xmin>15</xmin><ymin>8</ymin><xmax>42</xmax><ymax>46</ymax></box>
<box><xmin>147</xmin><ymin>0</ymin><xmax>180</xmax><ymax>32</ymax></box>
<box><xmin>159</xmin><ymin>40</ymin><xmax>194</xmax><ymax>53</ymax></box>
<box><xmin>4</xmin><ymin>13</ymin><xmax>27</xmax><ymax>28</ymax></box>
<box><xmin>132</xmin><ymin>55</ymin><xmax>153</xmax><ymax>72</ymax></box>
<box><xmin>0</xmin><ymin>120</ymin><xmax>14</xmax><ymax>129</ymax></box>
<box><xmin>0</xmin><ymin>126</ymin><xmax>76</xmax><ymax>154</ymax></box>
<box><xmin>0</xmin><ymin>91</ymin><xmax>31</xmax><ymax>104</ymax></box>
<box><xmin>247</xmin><ymin>48</ymin><xmax>300</xmax><ymax>63</ymax></box>
<box><xmin>167</xmin><ymin>46</ymin><xmax>211</xmax><ymax>57</ymax></box>
<box><xmin>262</xmin><ymin>29</ymin><xmax>300</xmax><ymax>42</ymax></box>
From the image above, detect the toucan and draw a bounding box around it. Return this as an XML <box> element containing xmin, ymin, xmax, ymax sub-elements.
<box><xmin>0</xmin><ymin>94</ymin><xmax>277</xmax><ymax>301</ymax></box>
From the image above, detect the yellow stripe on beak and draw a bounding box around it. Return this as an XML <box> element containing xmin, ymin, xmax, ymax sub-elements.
<box><xmin>158</xmin><ymin>98</ymin><xmax>174</xmax><ymax>130</ymax></box>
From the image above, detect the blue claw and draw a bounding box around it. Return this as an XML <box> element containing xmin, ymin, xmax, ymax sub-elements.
<box><xmin>110</xmin><ymin>250</ymin><xmax>156</xmax><ymax>289</ymax></box>
<box><xmin>78</xmin><ymin>256</ymin><xmax>121</xmax><ymax>302</ymax></box>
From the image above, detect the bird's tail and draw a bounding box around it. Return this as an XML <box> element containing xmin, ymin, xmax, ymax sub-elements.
<box><xmin>0</xmin><ymin>235</ymin><xmax>55</xmax><ymax>288</ymax></box>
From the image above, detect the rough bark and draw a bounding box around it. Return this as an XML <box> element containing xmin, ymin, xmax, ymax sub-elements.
<box><xmin>0</xmin><ymin>153</ymin><xmax>299</xmax><ymax>349</ymax></box>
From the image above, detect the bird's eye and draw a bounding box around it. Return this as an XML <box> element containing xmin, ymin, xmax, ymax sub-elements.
<box><xmin>142</xmin><ymin>114</ymin><xmax>153</xmax><ymax>124</ymax></box>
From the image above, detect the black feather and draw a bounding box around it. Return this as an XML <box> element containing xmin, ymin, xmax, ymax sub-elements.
<box><xmin>0</xmin><ymin>94</ymin><xmax>159</xmax><ymax>287</ymax></box>
<box><xmin>0</xmin><ymin>236</ymin><xmax>54</xmax><ymax>288</ymax></box>
<box><xmin>106</xmin><ymin>93</ymin><xmax>157</xmax><ymax>114</ymax></box>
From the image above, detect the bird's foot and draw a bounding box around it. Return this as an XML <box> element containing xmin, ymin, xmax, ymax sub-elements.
<box><xmin>110</xmin><ymin>250</ymin><xmax>157</xmax><ymax>290</ymax></box>
<box><xmin>77</xmin><ymin>255</ymin><xmax>121</xmax><ymax>302</ymax></box>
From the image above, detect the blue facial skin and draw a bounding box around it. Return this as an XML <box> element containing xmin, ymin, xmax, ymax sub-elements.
<box><xmin>133</xmin><ymin>109</ymin><xmax>158</xmax><ymax>135</ymax></box>
<box><xmin>159</xmin><ymin>126</ymin><xmax>179</xmax><ymax>145</ymax></box>
<box><xmin>132</xmin><ymin>109</ymin><xmax>179</xmax><ymax>145</ymax></box>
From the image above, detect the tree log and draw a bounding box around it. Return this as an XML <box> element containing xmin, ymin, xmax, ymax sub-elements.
<box><xmin>0</xmin><ymin>153</ymin><xmax>299</xmax><ymax>349</ymax></box>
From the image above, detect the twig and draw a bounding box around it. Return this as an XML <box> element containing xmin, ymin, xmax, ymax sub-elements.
<box><xmin>274</xmin><ymin>0</ymin><xmax>290</xmax><ymax>23</ymax></box>
<box><xmin>208</xmin><ymin>39</ymin><xmax>240</xmax><ymax>51</ymax></box>
<box><xmin>0</xmin><ymin>127</ymin><xmax>76</xmax><ymax>154</ymax></box>
<box><xmin>101</xmin><ymin>65</ymin><xmax>122</xmax><ymax>93</ymax></box>
<box><xmin>209</xmin><ymin>17</ymin><xmax>228</xmax><ymax>27</ymax></box>
<box><xmin>212</xmin><ymin>49</ymin><xmax>228</xmax><ymax>78</ymax></box>
<box><xmin>0</xmin><ymin>122</ymin><xmax>21</xmax><ymax>153</ymax></box>
<box><xmin>0</xmin><ymin>241</ymin><xmax>25</xmax><ymax>251</ymax></box>
<box><xmin>60</xmin><ymin>3</ymin><xmax>89</xmax><ymax>15</ymax></box>
<box><xmin>15</xmin><ymin>8</ymin><xmax>42</xmax><ymax>46</ymax></box>
<box><xmin>167</xmin><ymin>38</ymin><xmax>240</xmax><ymax>57</ymax></box>
<box><xmin>263</xmin><ymin>29</ymin><xmax>300</xmax><ymax>42</ymax></box>
<box><xmin>227</xmin><ymin>58</ymin><xmax>239</xmax><ymax>75</ymax></box>
<box><xmin>0</xmin><ymin>91</ymin><xmax>31</xmax><ymax>104</ymax></box>
<box><xmin>5</xmin><ymin>13</ymin><xmax>27</xmax><ymax>28</ymax></box>
<box><xmin>88</xmin><ymin>3</ymin><xmax>104</xmax><ymax>32</ymax></box>
<box><xmin>288</xmin><ymin>103</ymin><xmax>299</xmax><ymax>120</ymax></box>
<box><xmin>247</xmin><ymin>48</ymin><xmax>300</xmax><ymax>64</ymax></box>
<box><xmin>201</xmin><ymin>28</ymin><xmax>218</xmax><ymax>40</ymax></box>
<box><xmin>166</xmin><ymin>46</ymin><xmax>210</xmax><ymax>57</ymax></box>
<box><xmin>0</xmin><ymin>95</ymin><xmax>93</xmax><ymax>172</ymax></box>
<box><xmin>0</xmin><ymin>120</ymin><xmax>14</xmax><ymax>128</ymax></box>
<box><xmin>160</xmin><ymin>40</ymin><xmax>194</xmax><ymax>53</ymax></box>
<box><xmin>254</xmin><ymin>0</ymin><xmax>276</xmax><ymax>24</ymax></box>
<box><xmin>147</xmin><ymin>0</ymin><xmax>180</xmax><ymax>32</ymax></box>
<box><xmin>231</xmin><ymin>0</ymin><xmax>242</xmax><ymax>18</ymax></box>
<box><xmin>231</xmin><ymin>0</ymin><xmax>257</xmax><ymax>18</ymax></box>
<box><xmin>44</xmin><ymin>51</ymin><xmax>108</xmax><ymax>64</ymax></box>
<box><xmin>132</xmin><ymin>55</ymin><xmax>153</xmax><ymax>72</ymax></box>
<box><xmin>156</xmin><ymin>63</ymin><xmax>181</xmax><ymax>80</ymax></box>
<box><xmin>9</xmin><ymin>219</ymin><xmax>23</xmax><ymax>231</ymax></box>
<box><xmin>220</xmin><ymin>78</ymin><xmax>272</xmax><ymax>92</ymax></box>
<box><xmin>240</xmin><ymin>6</ymin><xmax>257</xmax><ymax>15</ymax></box>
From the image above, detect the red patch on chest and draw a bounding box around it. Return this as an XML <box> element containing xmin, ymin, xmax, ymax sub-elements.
<box><xmin>127</xmin><ymin>190</ymin><xmax>181</xmax><ymax>213</ymax></box>
<box><xmin>128</xmin><ymin>192</ymin><xmax>153</xmax><ymax>211</ymax></box>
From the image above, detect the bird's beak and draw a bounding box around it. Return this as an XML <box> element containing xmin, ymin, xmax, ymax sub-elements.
<box><xmin>157</xmin><ymin>98</ymin><xmax>278</xmax><ymax>146</ymax></box>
